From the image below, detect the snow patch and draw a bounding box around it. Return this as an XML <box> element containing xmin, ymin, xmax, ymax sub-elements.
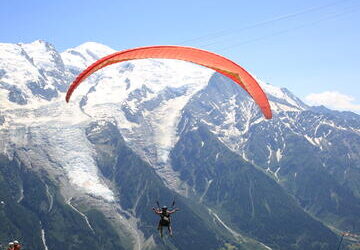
<box><xmin>267</xmin><ymin>145</ymin><xmax>272</xmax><ymax>164</ymax></box>
<box><xmin>208</xmin><ymin>208</ymin><xmax>242</xmax><ymax>240</ymax></box>
<box><xmin>199</xmin><ymin>179</ymin><xmax>213</xmax><ymax>202</ymax></box>
<box><xmin>275</xmin><ymin>148</ymin><xmax>282</xmax><ymax>162</ymax></box>
<box><xmin>42</xmin><ymin>126</ymin><xmax>114</xmax><ymax>201</ymax></box>
<box><xmin>40</xmin><ymin>222</ymin><xmax>49</xmax><ymax>250</ymax></box>
<box><xmin>67</xmin><ymin>198</ymin><xmax>95</xmax><ymax>233</ymax></box>
<box><xmin>274</xmin><ymin>167</ymin><xmax>281</xmax><ymax>180</ymax></box>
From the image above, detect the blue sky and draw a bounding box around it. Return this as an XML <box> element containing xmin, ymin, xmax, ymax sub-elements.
<box><xmin>1</xmin><ymin>0</ymin><xmax>359</xmax><ymax>112</ymax></box>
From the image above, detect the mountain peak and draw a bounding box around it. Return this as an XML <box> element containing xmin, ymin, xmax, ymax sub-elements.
<box><xmin>22</xmin><ymin>39</ymin><xmax>53</xmax><ymax>47</ymax></box>
<box><xmin>71</xmin><ymin>41</ymin><xmax>115</xmax><ymax>53</ymax></box>
<box><xmin>61</xmin><ymin>42</ymin><xmax>116</xmax><ymax>71</ymax></box>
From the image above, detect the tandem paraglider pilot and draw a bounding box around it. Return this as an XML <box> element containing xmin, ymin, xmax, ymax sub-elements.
<box><xmin>153</xmin><ymin>205</ymin><xmax>179</xmax><ymax>237</ymax></box>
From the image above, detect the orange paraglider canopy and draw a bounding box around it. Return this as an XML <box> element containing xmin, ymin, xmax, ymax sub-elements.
<box><xmin>66</xmin><ymin>45</ymin><xmax>272</xmax><ymax>119</ymax></box>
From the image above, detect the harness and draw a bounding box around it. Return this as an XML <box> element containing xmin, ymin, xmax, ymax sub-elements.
<box><xmin>160</xmin><ymin>211</ymin><xmax>171</xmax><ymax>226</ymax></box>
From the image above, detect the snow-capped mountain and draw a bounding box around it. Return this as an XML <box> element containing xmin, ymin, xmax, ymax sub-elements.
<box><xmin>0</xmin><ymin>40</ymin><xmax>359</xmax><ymax>250</ymax></box>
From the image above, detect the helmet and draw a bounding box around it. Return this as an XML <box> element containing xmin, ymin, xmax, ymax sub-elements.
<box><xmin>162</xmin><ymin>206</ymin><xmax>167</xmax><ymax>210</ymax></box>
<box><xmin>9</xmin><ymin>242</ymin><xmax>14</xmax><ymax>246</ymax></box>
<box><xmin>13</xmin><ymin>240</ymin><xmax>19</xmax><ymax>244</ymax></box>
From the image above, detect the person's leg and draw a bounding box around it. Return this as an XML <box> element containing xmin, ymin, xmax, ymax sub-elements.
<box><xmin>158</xmin><ymin>222</ymin><xmax>163</xmax><ymax>238</ymax></box>
<box><xmin>168</xmin><ymin>225</ymin><xmax>173</xmax><ymax>236</ymax></box>
<box><xmin>158</xmin><ymin>221</ymin><xmax>162</xmax><ymax>237</ymax></box>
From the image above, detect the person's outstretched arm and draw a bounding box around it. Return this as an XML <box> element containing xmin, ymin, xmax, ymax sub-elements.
<box><xmin>152</xmin><ymin>207</ymin><xmax>162</xmax><ymax>214</ymax></box>
<box><xmin>168</xmin><ymin>208</ymin><xmax>179</xmax><ymax>214</ymax></box>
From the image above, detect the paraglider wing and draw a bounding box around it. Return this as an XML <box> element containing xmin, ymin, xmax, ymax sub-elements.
<box><xmin>66</xmin><ymin>46</ymin><xmax>272</xmax><ymax>119</ymax></box>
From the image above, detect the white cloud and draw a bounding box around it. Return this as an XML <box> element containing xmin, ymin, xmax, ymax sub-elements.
<box><xmin>305</xmin><ymin>91</ymin><xmax>360</xmax><ymax>113</ymax></box>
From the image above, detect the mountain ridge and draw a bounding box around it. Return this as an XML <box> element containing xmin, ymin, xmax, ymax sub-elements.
<box><xmin>0</xmin><ymin>40</ymin><xmax>359</xmax><ymax>249</ymax></box>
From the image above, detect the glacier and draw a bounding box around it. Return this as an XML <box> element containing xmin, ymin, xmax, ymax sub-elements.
<box><xmin>0</xmin><ymin>39</ymin><xmax>324</xmax><ymax>200</ymax></box>
<box><xmin>1</xmin><ymin>39</ymin><xmax>359</xmax><ymax>208</ymax></box>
